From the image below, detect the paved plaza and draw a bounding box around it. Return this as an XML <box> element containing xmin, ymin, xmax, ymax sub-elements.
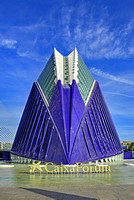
<box><xmin>0</xmin><ymin>185</ymin><xmax>134</xmax><ymax>200</ymax></box>
<box><xmin>0</xmin><ymin>161</ymin><xmax>134</xmax><ymax>200</ymax></box>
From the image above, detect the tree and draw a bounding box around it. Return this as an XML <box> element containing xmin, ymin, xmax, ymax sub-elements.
<box><xmin>128</xmin><ymin>143</ymin><xmax>134</xmax><ymax>151</ymax></box>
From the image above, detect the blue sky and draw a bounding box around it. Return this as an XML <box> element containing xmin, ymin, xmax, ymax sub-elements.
<box><xmin>0</xmin><ymin>0</ymin><xmax>134</xmax><ymax>141</ymax></box>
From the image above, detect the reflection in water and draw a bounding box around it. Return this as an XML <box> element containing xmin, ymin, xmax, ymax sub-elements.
<box><xmin>0</xmin><ymin>160</ymin><xmax>134</xmax><ymax>187</ymax></box>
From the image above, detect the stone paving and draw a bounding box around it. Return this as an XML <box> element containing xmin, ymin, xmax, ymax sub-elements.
<box><xmin>0</xmin><ymin>185</ymin><xmax>134</xmax><ymax>200</ymax></box>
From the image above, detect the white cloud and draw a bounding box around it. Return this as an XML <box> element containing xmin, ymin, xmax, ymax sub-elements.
<box><xmin>90</xmin><ymin>68</ymin><xmax>134</xmax><ymax>86</ymax></box>
<box><xmin>0</xmin><ymin>38</ymin><xmax>17</xmax><ymax>49</ymax></box>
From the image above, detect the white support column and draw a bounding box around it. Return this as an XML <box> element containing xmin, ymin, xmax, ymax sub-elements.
<box><xmin>85</xmin><ymin>80</ymin><xmax>96</xmax><ymax>106</ymax></box>
<box><xmin>67</xmin><ymin>48</ymin><xmax>79</xmax><ymax>84</ymax></box>
<box><xmin>105</xmin><ymin>158</ymin><xmax>108</xmax><ymax>163</ymax></box>
<box><xmin>54</xmin><ymin>48</ymin><xmax>64</xmax><ymax>84</ymax></box>
<box><xmin>37</xmin><ymin>82</ymin><xmax>49</xmax><ymax>106</ymax></box>
<box><xmin>73</xmin><ymin>48</ymin><xmax>79</xmax><ymax>83</ymax></box>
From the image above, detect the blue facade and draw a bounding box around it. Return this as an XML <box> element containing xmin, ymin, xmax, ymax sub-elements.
<box><xmin>11</xmin><ymin>81</ymin><xmax>123</xmax><ymax>164</ymax></box>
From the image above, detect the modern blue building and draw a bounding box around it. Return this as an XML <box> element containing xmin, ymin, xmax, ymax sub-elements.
<box><xmin>11</xmin><ymin>49</ymin><xmax>123</xmax><ymax>164</ymax></box>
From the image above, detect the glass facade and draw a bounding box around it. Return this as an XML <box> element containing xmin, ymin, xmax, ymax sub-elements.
<box><xmin>0</xmin><ymin>103</ymin><xmax>16</xmax><ymax>151</ymax></box>
<box><xmin>77</xmin><ymin>54</ymin><xmax>94</xmax><ymax>104</ymax></box>
<box><xmin>38</xmin><ymin>53</ymin><xmax>56</xmax><ymax>104</ymax></box>
<box><xmin>63</xmin><ymin>57</ymin><xmax>69</xmax><ymax>84</ymax></box>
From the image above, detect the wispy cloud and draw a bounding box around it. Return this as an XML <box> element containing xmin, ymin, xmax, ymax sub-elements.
<box><xmin>60</xmin><ymin>7</ymin><xmax>73</xmax><ymax>38</ymax></box>
<box><xmin>1</xmin><ymin>4</ymin><xmax>134</xmax><ymax>60</ymax></box>
<box><xmin>56</xmin><ymin>4</ymin><xmax>134</xmax><ymax>59</ymax></box>
<box><xmin>0</xmin><ymin>37</ymin><xmax>17</xmax><ymax>49</ymax></box>
<box><xmin>110</xmin><ymin>107</ymin><xmax>134</xmax><ymax>118</ymax></box>
<box><xmin>104</xmin><ymin>92</ymin><xmax>134</xmax><ymax>98</ymax></box>
<box><xmin>90</xmin><ymin>67</ymin><xmax>134</xmax><ymax>86</ymax></box>
<box><xmin>14</xmin><ymin>21</ymin><xmax>51</xmax><ymax>31</ymax></box>
<box><xmin>121</xmin><ymin>20</ymin><xmax>134</xmax><ymax>36</ymax></box>
<box><xmin>73</xmin><ymin>18</ymin><xmax>134</xmax><ymax>59</ymax></box>
<box><xmin>17</xmin><ymin>50</ymin><xmax>48</xmax><ymax>63</ymax></box>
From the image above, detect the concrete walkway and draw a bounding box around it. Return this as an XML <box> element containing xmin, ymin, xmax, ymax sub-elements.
<box><xmin>0</xmin><ymin>185</ymin><xmax>134</xmax><ymax>200</ymax></box>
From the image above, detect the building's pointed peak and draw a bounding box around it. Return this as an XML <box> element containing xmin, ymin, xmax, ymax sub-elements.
<box><xmin>53</xmin><ymin>48</ymin><xmax>78</xmax><ymax>57</ymax></box>
<box><xmin>74</xmin><ymin>47</ymin><xmax>77</xmax><ymax>52</ymax></box>
<box><xmin>53</xmin><ymin>48</ymin><xmax>57</xmax><ymax>56</ymax></box>
<box><xmin>38</xmin><ymin>48</ymin><xmax>95</xmax><ymax>105</ymax></box>
<box><xmin>68</xmin><ymin>48</ymin><xmax>77</xmax><ymax>57</ymax></box>
<box><xmin>54</xmin><ymin>48</ymin><xmax>63</xmax><ymax>57</ymax></box>
<box><xmin>54</xmin><ymin>47</ymin><xmax>56</xmax><ymax>53</ymax></box>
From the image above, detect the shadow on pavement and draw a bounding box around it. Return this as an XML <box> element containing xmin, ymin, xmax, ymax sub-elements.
<box><xmin>20</xmin><ymin>187</ymin><xmax>97</xmax><ymax>200</ymax></box>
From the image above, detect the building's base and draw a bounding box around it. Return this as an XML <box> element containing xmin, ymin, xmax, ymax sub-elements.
<box><xmin>11</xmin><ymin>153</ymin><xmax>124</xmax><ymax>164</ymax></box>
<box><xmin>11</xmin><ymin>154</ymin><xmax>33</xmax><ymax>164</ymax></box>
<box><xmin>93</xmin><ymin>153</ymin><xmax>124</xmax><ymax>164</ymax></box>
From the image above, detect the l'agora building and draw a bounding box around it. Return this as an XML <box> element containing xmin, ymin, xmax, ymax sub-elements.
<box><xmin>11</xmin><ymin>48</ymin><xmax>123</xmax><ymax>164</ymax></box>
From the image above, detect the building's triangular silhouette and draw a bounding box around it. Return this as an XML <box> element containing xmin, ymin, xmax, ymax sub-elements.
<box><xmin>11</xmin><ymin>49</ymin><xmax>123</xmax><ymax>164</ymax></box>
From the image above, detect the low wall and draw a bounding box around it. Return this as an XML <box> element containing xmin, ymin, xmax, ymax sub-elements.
<box><xmin>0</xmin><ymin>151</ymin><xmax>11</xmax><ymax>160</ymax></box>
<box><xmin>124</xmin><ymin>151</ymin><xmax>133</xmax><ymax>159</ymax></box>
